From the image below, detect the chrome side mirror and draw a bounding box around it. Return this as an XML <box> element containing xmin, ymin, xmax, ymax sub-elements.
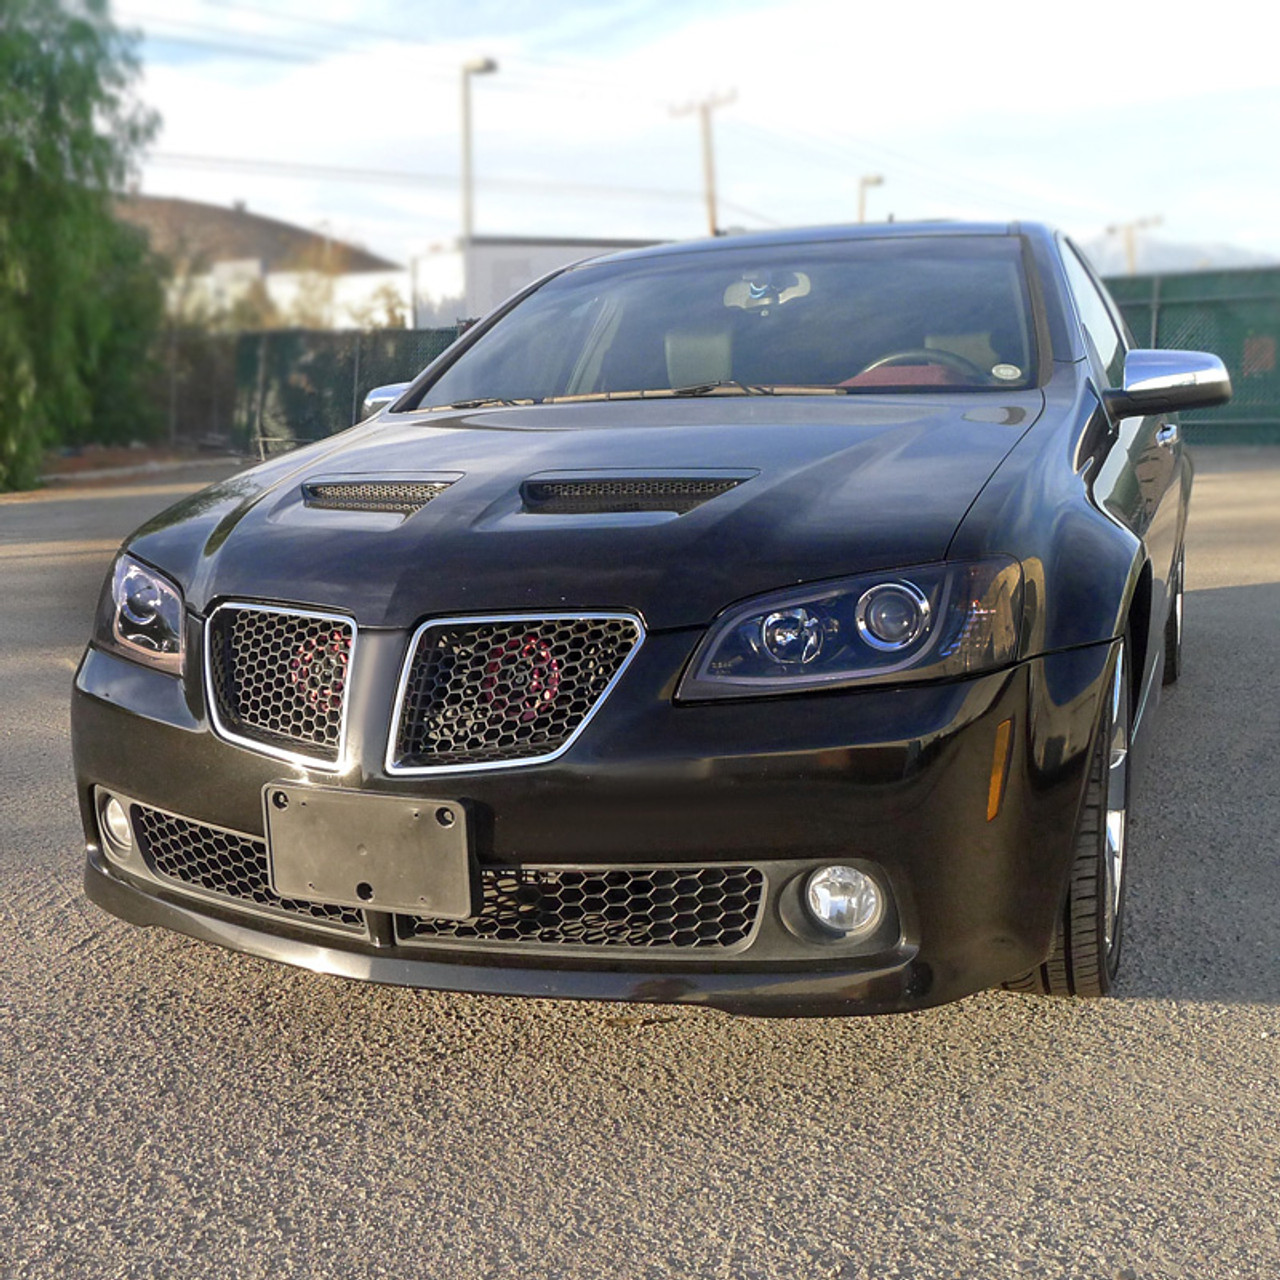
<box><xmin>359</xmin><ymin>382</ymin><xmax>411</xmax><ymax>420</ymax></box>
<box><xmin>1104</xmin><ymin>350</ymin><xmax>1232</xmax><ymax>418</ymax></box>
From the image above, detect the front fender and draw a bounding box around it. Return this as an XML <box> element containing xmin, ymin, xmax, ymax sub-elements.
<box><xmin>949</xmin><ymin>369</ymin><xmax>1146</xmax><ymax>659</ymax></box>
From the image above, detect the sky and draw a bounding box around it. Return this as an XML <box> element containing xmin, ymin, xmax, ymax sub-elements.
<box><xmin>120</xmin><ymin>0</ymin><xmax>1280</xmax><ymax>271</ymax></box>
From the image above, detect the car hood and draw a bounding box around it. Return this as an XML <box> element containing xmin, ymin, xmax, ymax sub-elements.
<box><xmin>128</xmin><ymin>395</ymin><xmax>1042</xmax><ymax>631</ymax></box>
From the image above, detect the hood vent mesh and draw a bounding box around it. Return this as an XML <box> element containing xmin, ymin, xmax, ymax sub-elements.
<box><xmin>303</xmin><ymin>479</ymin><xmax>454</xmax><ymax>514</ymax></box>
<box><xmin>522</xmin><ymin>476</ymin><xmax>743</xmax><ymax>515</ymax></box>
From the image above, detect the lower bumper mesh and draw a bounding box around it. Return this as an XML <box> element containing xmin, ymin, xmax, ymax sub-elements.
<box><xmin>131</xmin><ymin>804</ymin><xmax>366</xmax><ymax>934</ymax></box>
<box><xmin>125</xmin><ymin>805</ymin><xmax>764</xmax><ymax>954</ymax></box>
<box><xmin>398</xmin><ymin>865</ymin><xmax>765</xmax><ymax>951</ymax></box>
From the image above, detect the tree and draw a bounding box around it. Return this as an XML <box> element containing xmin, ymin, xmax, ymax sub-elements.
<box><xmin>0</xmin><ymin>0</ymin><xmax>160</xmax><ymax>489</ymax></box>
<box><xmin>346</xmin><ymin>281</ymin><xmax>410</xmax><ymax>330</ymax></box>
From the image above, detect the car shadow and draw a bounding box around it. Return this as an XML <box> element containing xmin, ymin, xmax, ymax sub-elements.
<box><xmin>1118</xmin><ymin>580</ymin><xmax>1280</xmax><ymax>1005</ymax></box>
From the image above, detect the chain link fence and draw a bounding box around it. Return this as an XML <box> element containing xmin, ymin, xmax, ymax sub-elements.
<box><xmin>152</xmin><ymin>328</ymin><xmax>240</xmax><ymax>451</ymax></box>
<box><xmin>1105</xmin><ymin>268</ymin><xmax>1280</xmax><ymax>444</ymax></box>
<box><xmin>231</xmin><ymin>328</ymin><xmax>462</xmax><ymax>456</ymax></box>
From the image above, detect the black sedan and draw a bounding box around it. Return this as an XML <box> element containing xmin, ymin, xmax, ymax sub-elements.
<box><xmin>72</xmin><ymin>222</ymin><xmax>1230</xmax><ymax>1016</ymax></box>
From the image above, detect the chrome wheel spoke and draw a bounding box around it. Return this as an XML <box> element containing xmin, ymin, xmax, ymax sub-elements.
<box><xmin>1102</xmin><ymin>653</ymin><xmax>1129</xmax><ymax>955</ymax></box>
<box><xmin>1175</xmin><ymin>556</ymin><xmax>1185</xmax><ymax>649</ymax></box>
<box><xmin>1104</xmin><ymin>808</ymin><xmax>1125</xmax><ymax>950</ymax></box>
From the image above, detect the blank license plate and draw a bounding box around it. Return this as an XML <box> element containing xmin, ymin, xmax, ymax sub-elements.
<box><xmin>264</xmin><ymin>784</ymin><xmax>475</xmax><ymax>918</ymax></box>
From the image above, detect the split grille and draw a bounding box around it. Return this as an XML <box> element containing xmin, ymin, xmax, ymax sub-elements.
<box><xmin>398</xmin><ymin>865</ymin><xmax>765</xmax><ymax>951</ymax></box>
<box><xmin>205</xmin><ymin>606</ymin><xmax>641</xmax><ymax>771</ymax></box>
<box><xmin>131</xmin><ymin>804</ymin><xmax>366</xmax><ymax>933</ymax></box>
<box><xmin>302</xmin><ymin>479</ymin><xmax>454</xmax><ymax>514</ymax></box>
<box><xmin>390</xmin><ymin>615</ymin><xmax>643</xmax><ymax>771</ymax></box>
<box><xmin>207</xmin><ymin>605</ymin><xmax>353</xmax><ymax>765</ymax></box>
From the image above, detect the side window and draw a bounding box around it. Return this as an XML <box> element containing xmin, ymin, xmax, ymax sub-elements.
<box><xmin>1060</xmin><ymin>241</ymin><xmax>1127</xmax><ymax>388</ymax></box>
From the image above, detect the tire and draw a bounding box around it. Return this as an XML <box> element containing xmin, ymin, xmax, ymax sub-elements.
<box><xmin>1162</xmin><ymin>546</ymin><xmax>1184</xmax><ymax>686</ymax></box>
<box><xmin>1005</xmin><ymin>643</ymin><xmax>1131</xmax><ymax>998</ymax></box>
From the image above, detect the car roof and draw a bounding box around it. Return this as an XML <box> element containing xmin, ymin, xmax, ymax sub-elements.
<box><xmin>574</xmin><ymin>220</ymin><xmax>1046</xmax><ymax>269</ymax></box>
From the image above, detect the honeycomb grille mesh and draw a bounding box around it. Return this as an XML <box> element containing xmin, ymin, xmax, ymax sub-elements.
<box><xmin>132</xmin><ymin>805</ymin><xmax>365</xmax><ymax>932</ymax></box>
<box><xmin>208</xmin><ymin>607</ymin><xmax>353</xmax><ymax>761</ymax></box>
<box><xmin>392</xmin><ymin>617</ymin><xmax>642</xmax><ymax>769</ymax></box>
<box><xmin>523</xmin><ymin>477</ymin><xmax>741</xmax><ymax>514</ymax></box>
<box><xmin>303</xmin><ymin>480</ymin><xmax>453</xmax><ymax>514</ymax></box>
<box><xmin>398</xmin><ymin>865</ymin><xmax>764</xmax><ymax>950</ymax></box>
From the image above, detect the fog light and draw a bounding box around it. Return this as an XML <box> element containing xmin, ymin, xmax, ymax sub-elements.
<box><xmin>101</xmin><ymin>796</ymin><xmax>132</xmax><ymax>853</ymax></box>
<box><xmin>805</xmin><ymin>865</ymin><xmax>883</xmax><ymax>937</ymax></box>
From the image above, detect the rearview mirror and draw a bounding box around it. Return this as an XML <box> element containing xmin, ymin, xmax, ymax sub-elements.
<box><xmin>1104</xmin><ymin>350</ymin><xmax>1232</xmax><ymax>418</ymax></box>
<box><xmin>360</xmin><ymin>382</ymin><xmax>411</xmax><ymax>420</ymax></box>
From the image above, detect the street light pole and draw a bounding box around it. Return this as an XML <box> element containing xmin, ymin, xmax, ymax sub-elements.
<box><xmin>461</xmin><ymin>57</ymin><xmax>498</xmax><ymax>245</ymax></box>
<box><xmin>858</xmin><ymin>174</ymin><xmax>884</xmax><ymax>223</ymax></box>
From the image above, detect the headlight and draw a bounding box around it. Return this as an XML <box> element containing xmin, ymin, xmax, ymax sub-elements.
<box><xmin>677</xmin><ymin>558</ymin><xmax>1022</xmax><ymax>700</ymax></box>
<box><xmin>94</xmin><ymin>555</ymin><xmax>186</xmax><ymax>674</ymax></box>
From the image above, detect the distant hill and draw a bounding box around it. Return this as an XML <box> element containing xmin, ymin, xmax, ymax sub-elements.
<box><xmin>1081</xmin><ymin>234</ymin><xmax>1277</xmax><ymax>277</ymax></box>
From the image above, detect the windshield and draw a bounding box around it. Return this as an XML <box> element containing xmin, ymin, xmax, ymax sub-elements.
<box><xmin>416</xmin><ymin>235</ymin><xmax>1038</xmax><ymax>408</ymax></box>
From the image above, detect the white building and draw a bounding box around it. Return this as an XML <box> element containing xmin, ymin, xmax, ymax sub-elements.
<box><xmin>412</xmin><ymin>235</ymin><xmax>660</xmax><ymax>328</ymax></box>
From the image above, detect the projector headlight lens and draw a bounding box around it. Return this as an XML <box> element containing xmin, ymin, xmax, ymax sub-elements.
<box><xmin>95</xmin><ymin>555</ymin><xmax>185</xmax><ymax>674</ymax></box>
<box><xmin>856</xmin><ymin>582</ymin><xmax>929</xmax><ymax>651</ymax></box>
<box><xmin>760</xmin><ymin>608</ymin><xmax>824</xmax><ymax>665</ymax></box>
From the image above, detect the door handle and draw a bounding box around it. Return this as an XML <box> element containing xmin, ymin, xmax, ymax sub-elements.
<box><xmin>1156</xmin><ymin>422</ymin><xmax>1179</xmax><ymax>446</ymax></box>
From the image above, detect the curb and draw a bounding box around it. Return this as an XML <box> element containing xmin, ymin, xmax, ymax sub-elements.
<box><xmin>39</xmin><ymin>456</ymin><xmax>247</xmax><ymax>485</ymax></box>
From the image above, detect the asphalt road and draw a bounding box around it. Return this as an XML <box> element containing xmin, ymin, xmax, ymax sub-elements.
<box><xmin>1</xmin><ymin>451</ymin><xmax>1277</xmax><ymax>1280</ymax></box>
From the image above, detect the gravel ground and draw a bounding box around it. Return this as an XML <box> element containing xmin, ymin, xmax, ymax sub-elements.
<box><xmin>1</xmin><ymin>449</ymin><xmax>1277</xmax><ymax>1280</ymax></box>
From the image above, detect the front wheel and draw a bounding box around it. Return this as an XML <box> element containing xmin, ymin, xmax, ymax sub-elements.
<box><xmin>1005</xmin><ymin>643</ymin><xmax>1131</xmax><ymax>997</ymax></box>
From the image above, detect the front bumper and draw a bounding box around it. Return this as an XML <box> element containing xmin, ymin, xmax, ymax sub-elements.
<box><xmin>72</xmin><ymin>628</ymin><xmax>1117</xmax><ymax>1016</ymax></box>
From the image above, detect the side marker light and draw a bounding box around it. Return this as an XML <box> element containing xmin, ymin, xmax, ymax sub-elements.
<box><xmin>987</xmin><ymin>718</ymin><xmax>1013</xmax><ymax>821</ymax></box>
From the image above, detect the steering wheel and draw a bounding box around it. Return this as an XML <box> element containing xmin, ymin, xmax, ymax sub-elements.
<box><xmin>854</xmin><ymin>348</ymin><xmax>988</xmax><ymax>381</ymax></box>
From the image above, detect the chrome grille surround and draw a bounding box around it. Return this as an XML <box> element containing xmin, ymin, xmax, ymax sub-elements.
<box><xmin>129</xmin><ymin>802</ymin><xmax>367</xmax><ymax>935</ymax></box>
<box><xmin>387</xmin><ymin>613</ymin><xmax>644</xmax><ymax>775</ymax></box>
<box><xmin>397</xmin><ymin>864</ymin><xmax>765</xmax><ymax>953</ymax></box>
<box><xmin>205</xmin><ymin>602</ymin><xmax>356</xmax><ymax>771</ymax></box>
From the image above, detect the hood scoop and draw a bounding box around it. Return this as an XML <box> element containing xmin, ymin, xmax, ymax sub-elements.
<box><xmin>521</xmin><ymin>471</ymin><xmax>754</xmax><ymax>515</ymax></box>
<box><xmin>302</xmin><ymin>475</ymin><xmax>460</xmax><ymax>515</ymax></box>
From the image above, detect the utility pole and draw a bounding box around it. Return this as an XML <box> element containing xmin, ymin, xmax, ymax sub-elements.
<box><xmin>1106</xmin><ymin>215</ymin><xmax>1163</xmax><ymax>275</ymax></box>
<box><xmin>671</xmin><ymin>90</ymin><xmax>736</xmax><ymax>236</ymax></box>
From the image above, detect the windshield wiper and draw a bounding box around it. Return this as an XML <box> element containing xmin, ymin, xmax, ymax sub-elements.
<box><xmin>667</xmin><ymin>380</ymin><xmax>774</xmax><ymax>397</ymax></box>
<box><xmin>436</xmin><ymin>383</ymin><xmax>838</xmax><ymax>410</ymax></box>
<box><xmin>428</xmin><ymin>397</ymin><xmax>536</xmax><ymax>411</ymax></box>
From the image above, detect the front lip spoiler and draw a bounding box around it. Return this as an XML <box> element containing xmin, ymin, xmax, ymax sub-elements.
<box><xmin>84</xmin><ymin>850</ymin><xmax>925</xmax><ymax>1018</ymax></box>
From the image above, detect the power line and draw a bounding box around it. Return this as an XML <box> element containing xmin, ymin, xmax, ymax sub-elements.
<box><xmin>725</xmin><ymin>119</ymin><xmax>1113</xmax><ymax>221</ymax></box>
<box><xmin>147</xmin><ymin>150</ymin><xmax>708</xmax><ymax>203</ymax></box>
<box><xmin>118</xmin><ymin>8</ymin><xmax>342</xmax><ymax>58</ymax></box>
<box><xmin>194</xmin><ymin>0</ymin><xmax>407</xmax><ymax>45</ymax></box>
<box><xmin>123</xmin><ymin>4</ymin><xmax>675</xmax><ymax>107</ymax></box>
<box><xmin>127</xmin><ymin>28</ymin><xmax>317</xmax><ymax>63</ymax></box>
<box><xmin>717</xmin><ymin>199</ymin><xmax>785</xmax><ymax>229</ymax></box>
<box><xmin>186</xmin><ymin>0</ymin><xmax>669</xmax><ymax>93</ymax></box>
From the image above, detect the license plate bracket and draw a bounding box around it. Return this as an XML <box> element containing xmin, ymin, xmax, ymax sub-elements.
<box><xmin>264</xmin><ymin>784</ymin><xmax>475</xmax><ymax>918</ymax></box>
